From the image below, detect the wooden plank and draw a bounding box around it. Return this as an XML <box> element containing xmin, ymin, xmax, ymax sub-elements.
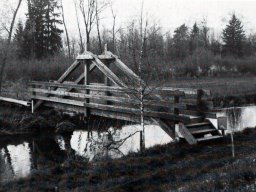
<box><xmin>197</xmin><ymin>135</ymin><xmax>223</xmax><ymax>142</ymax></box>
<box><xmin>58</xmin><ymin>60</ymin><xmax>80</xmax><ymax>83</ymax></box>
<box><xmin>190</xmin><ymin>128</ymin><xmax>217</xmax><ymax>135</ymax></box>
<box><xmin>92</xmin><ymin>59</ymin><xmax>127</xmax><ymax>87</ymax></box>
<box><xmin>31</xmin><ymin>95</ymin><xmax>189</xmax><ymax>122</ymax></box>
<box><xmin>29</xmin><ymin>88</ymin><xmax>187</xmax><ymax>109</ymax></box>
<box><xmin>150</xmin><ymin>118</ymin><xmax>175</xmax><ymax>139</ymax></box>
<box><xmin>84</xmin><ymin>61</ymin><xmax>90</xmax><ymax>116</ymax></box>
<box><xmin>91</xmin><ymin>109</ymin><xmax>141</xmax><ymax>123</ymax></box>
<box><xmin>83</xmin><ymin>102</ymin><xmax>190</xmax><ymax>122</ymax></box>
<box><xmin>33</xmin><ymin>60</ymin><xmax>80</xmax><ymax>111</ymax></box>
<box><xmin>44</xmin><ymin>102</ymin><xmax>86</xmax><ymax>114</ymax></box>
<box><xmin>29</xmin><ymin>81</ymin><xmax>186</xmax><ymax>97</ymax></box>
<box><xmin>32</xmin><ymin>95</ymin><xmax>84</xmax><ymax>106</ymax></box>
<box><xmin>178</xmin><ymin>123</ymin><xmax>197</xmax><ymax>144</ymax></box>
<box><xmin>33</xmin><ymin>62</ymin><xmax>95</xmax><ymax>111</ymax></box>
<box><xmin>111</xmin><ymin>53</ymin><xmax>141</xmax><ymax>81</ymax></box>
<box><xmin>0</xmin><ymin>96</ymin><xmax>30</xmax><ymax>107</ymax></box>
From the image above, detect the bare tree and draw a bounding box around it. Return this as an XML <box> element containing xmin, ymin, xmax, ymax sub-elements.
<box><xmin>60</xmin><ymin>0</ymin><xmax>71</xmax><ymax>59</ymax></box>
<box><xmin>109</xmin><ymin>1</ymin><xmax>117</xmax><ymax>52</ymax></box>
<box><xmin>79</xmin><ymin>0</ymin><xmax>97</xmax><ymax>51</ymax></box>
<box><xmin>0</xmin><ymin>0</ymin><xmax>23</xmax><ymax>92</ymax></box>
<box><xmin>73</xmin><ymin>0</ymin><xmax>84</xmax><ymax>53</ymax></box>
<box><xmin>137</xmin><ymin>0</ymin><xmax>148</xmax><ymax>150</ymax></box>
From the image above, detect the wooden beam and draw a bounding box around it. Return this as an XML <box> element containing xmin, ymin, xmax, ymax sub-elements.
<box><xmin>29</xmin><ymin>88</ymin><xmax>187</xmax><ymax>109</ymax></box>
<box><xmin>84</xmin><ymin>61</ymin><xmax>90</xmax><ymax>116</ymax></box>
<box><xmin>29</xmin><ymin>81</ymin><xmax>186</xmax><ymax>97</ymax></box>
<box><xmin>178</xmin><ymin>123</ymin><xmax>197</xmax><ymax>145</ymax></box>
<box><xmin>111</xmin><ymin>54</ymin><xmax>140</xmax><ymax>81</ymax></box>
<box><xmin>58</xmin><ymin>60</ymin><xmax>80</xmax><ymax>83</ymax></box>
<box><xmin>91</xmin><ymin>59</ymin><xmax>127</xmax><ymax>87</ymax></box>
<box><xmin>0</xmin><ymin>96</ymin><xmax>30</xmax><ymax>107</ymax></box>
<box><xmin>32</xmin><ymin>61</ymin><xmax>96</xmax><ymax>111</ymax></box>
<box><xmin>32</xmin><ymin>95</ymin><xmax>84</xmax><ymax>106</ymax></box>
<box><xmin>33</xmin><ymin>60</ymin><xmax>81</xmax><ymax>110</ymax></box>
<box><xmin>31</xmin><ymin>95</ymin><xmax>190</xmax><ymax>122</ymax></box>
<box><xmin>150</xmin><ymin>118</ymin><xmax>175</xmax><ymax>139</ymax></box>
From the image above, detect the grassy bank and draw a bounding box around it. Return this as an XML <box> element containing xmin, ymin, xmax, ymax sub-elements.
<box><xmin>0</xmin><ymin>128</ymin><xmax>256</xmax><ymax>191</ymax></box>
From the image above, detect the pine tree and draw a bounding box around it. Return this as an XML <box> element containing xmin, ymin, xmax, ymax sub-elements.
<box><xmin>44</xmin><ymin>0</ymin><xmax>63</xmax><ymax>56</ymax></box>
<box><xmin>189</xmin><ymin>22</ymin><xmax>199</xmax><ymax>54</ymax></box>
<box><xmin>222</xmin><ymin>14</ymin><xmax>246</xmax><ymax>57</ymax></box>
<box><xmin>173</xmin><ymin>24</ymin><xmax>189</xmax><ymax>60</ymax></box>
<box><xmin>22</xmin><ymin>0</ymin><xmax>63</xmax><ymax>59</ymax></box>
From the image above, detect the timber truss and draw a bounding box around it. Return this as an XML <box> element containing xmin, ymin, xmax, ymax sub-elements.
<box><xmin>29</xmin><ymin>47</ymin><xmax>225</xmax><ymax>144</ymax></box>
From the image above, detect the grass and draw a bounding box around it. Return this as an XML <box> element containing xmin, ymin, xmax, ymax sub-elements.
<box><xmin>1</xmin><ymin>128</ymin><xmax>256</xmax><ymax>191</ymax></box>
<box><xmin>163</xmin><ymin>76</ymin><xmax>256</xmax><ymax>97</ymax></box>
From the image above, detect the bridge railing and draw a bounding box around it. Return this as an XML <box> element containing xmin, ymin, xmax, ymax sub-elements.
<box><xmin>28</xmin><ymin>81</ymin><xmax>212</xmax><ymax>123</ymax></box>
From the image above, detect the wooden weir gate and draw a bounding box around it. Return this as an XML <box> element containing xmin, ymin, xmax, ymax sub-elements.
<box><xmin>28</xmin><ymin>50</ymin><xmax>224</xmax><ymax>145</ymax></box>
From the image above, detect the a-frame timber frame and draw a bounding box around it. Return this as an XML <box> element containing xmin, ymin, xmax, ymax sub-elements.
<box><xmin>29</xmin><ymin>47</ymin><xmax>224</xmax><ymax>144</ymax></box>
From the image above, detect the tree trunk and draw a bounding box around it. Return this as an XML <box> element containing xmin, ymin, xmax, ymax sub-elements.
<box><xmin>95</xmin><ymin>0</ymin><xmax>103</xmax><ymax>53</ymax></box>
<box><xmin>74</xmin><ymin>0</ymin><xmax>84</xmax><ymax>53</ymax></box>
<box><xmin>61</xmin><ymin>0</ymin><xmax>71</xmax><ymax>59</ymax></box>
<box><xmin>86</xmin><ymin>31</ymin><xmax>90</xmax><ymax>51</ymax></box>
<box><xmin>0</xmin><ymin>0</ymin><xmax>23</xmax><ymax>93</ymax></box>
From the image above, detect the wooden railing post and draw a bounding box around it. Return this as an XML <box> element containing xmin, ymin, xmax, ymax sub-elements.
<box><xmin>31</xmin><ymin>84</ymin><xmax>35</xmax><ymax>113</ymax></box>
<box><xmin>174</xmin><ymin>95</ymin><xmax>180</xmax><ymax>124</ymax></box>
<box><xmin>84</xmin><ymin>61</ymin><xmax>90</xmax><ymax>117</ymax></box>
<box><xmin>104</xmin><ymin>61</ymin><xmax>112</xmax><ymax>105</ymax></box>
<box><xmin>197</xmin><ymin>89</ymin><xmax>204</xmax><ymax>114</ymax></box>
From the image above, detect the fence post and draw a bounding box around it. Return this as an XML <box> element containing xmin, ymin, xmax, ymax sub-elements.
<box><xmin>174</xmin><ymin>95</ymin><xmax>180</xmax><ymax>124</ymax></box>
<box><xmin>31</xmin><ymin>84</ymin><xmax>35</xmax><ymax>114</ymax></box>
<box><xmin>84</xmin><ymin>60</ymin><xmax>90</xmax><ymax>117</ymax></box>
<box><xmin>197</xmin><ymin>89</ymin><xmax>204</xmax><ymax>115</ymax></box>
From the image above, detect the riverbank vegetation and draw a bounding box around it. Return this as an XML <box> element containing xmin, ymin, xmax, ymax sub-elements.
<box><xmin>0</xmin><ymin>128</ymin><xmax>256</xmax><ymax>191</ymax></box>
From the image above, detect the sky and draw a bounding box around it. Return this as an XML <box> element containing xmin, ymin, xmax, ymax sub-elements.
<box><xmin>1</xmin><ymin>0</ymin><xmax>256</xmax><ymax>39</ymax></box>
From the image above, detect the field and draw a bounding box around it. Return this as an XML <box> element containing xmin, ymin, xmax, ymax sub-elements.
<box><xmin>162</xmin><ymin>76</ymin><xmax>256</xmax><ymax>97</ymax></box>
<box><xmin>1</xmin><ymin>76</ymin><xmax>256</xmax><ymax>102</ymax></box>
<box><xmin>0</xmin><ymin>128</ymin><xmax>256</xmax><ymax>191</ymax></box>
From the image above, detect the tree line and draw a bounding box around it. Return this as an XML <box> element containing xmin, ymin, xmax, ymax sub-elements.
<box><xmin>1</xmin><ymin>0</ymin><xmax>256</xmax><ymax>82</ymax></box>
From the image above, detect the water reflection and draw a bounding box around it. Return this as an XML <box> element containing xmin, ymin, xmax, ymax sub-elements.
<box><xmin>70</xmin><ymin>124</ymin><xmax>172</xmax><ymax>161</ymax></box>
<box><xmin>0</xmin><ymin>136</ymin><xmax>71</xmax><ymax>183</ymax></box>
<box><xmin>0</xmin><ymin>106</ymin><xmax>256</xmax><ymax>183</ymax></box>
<box><xmin>210</xmin><ymin>106</ymin><xmax>256</xmax><ymax>132</ymax></box>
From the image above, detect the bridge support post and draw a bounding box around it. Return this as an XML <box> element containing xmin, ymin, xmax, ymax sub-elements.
<box><xmin>197</xmin><ymin>89</ymin><xmax>204</xmax><ymax>115</ymax></box>
<box><xmin>174</xmin><ymin>95</ymin><xmax>180</xmax><ymax>124</ymax></box>
<box><xmin>104</xmin><ymin>61</ymin><xmax>113</xmax><ymax>105</ymax></box>
<box><xmin>84</xmin><ymin>61</ymin><xmax>90</xmax><ymax>117</ymax></box>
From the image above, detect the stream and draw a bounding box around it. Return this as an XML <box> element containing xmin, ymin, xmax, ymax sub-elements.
<box><xmin>0</xmin><ymin>105</ymin><xmax>256</xmax><ymax>183</ymax></box>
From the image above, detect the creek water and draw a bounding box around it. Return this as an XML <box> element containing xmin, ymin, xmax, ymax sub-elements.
<box><xmin>0</xmin><ymin>105</ymin><xmax>256</xmax><ymax>183</ymax></box>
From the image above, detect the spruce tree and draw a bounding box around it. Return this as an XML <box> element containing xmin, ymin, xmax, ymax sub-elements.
<box><xmin>173</xmin><ymin>24</ymin><xmax>190</xmax><ymax>60</ymax></box>
<box><xmin>22</xmin><ymin>0</ymin><xmax>63</xmax><ymax>59</ymax></box>
<box><xmin>189</xmin><ymin>22</ymin><xmax>200</xmax><ymax>54</ymax></box>
<box><xmin>222</xmin><ymin>14</ymin><xmax>246</xmax><ymax>57</ymax></box>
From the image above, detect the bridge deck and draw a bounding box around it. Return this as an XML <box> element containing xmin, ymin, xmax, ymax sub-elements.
<box><xmin>28</xmin><ymin>50</ymin><xmax>224</xmax><ymax>144</ymax></box>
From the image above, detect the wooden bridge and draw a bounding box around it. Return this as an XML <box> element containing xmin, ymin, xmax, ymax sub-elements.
<box><xmin>28</xmin><ymin>49</ymin><xmax>225</xmax><ymax>145</ymax></box>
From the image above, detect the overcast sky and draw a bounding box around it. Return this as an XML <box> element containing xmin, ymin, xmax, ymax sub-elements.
<box><xmin>2</xmin><ymin>0</ymin><xmax>256</xmax><ymax>39</ymax></box>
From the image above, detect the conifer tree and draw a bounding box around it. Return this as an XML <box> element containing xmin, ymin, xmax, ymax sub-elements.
<box><xmin>22</xmin><ymin>0</ymin><xmax>63</xmax><ymax>59</ymax></box>
<box><xmin>189</xmin><ymin>22</ymin><xmax>199</xmax><ymax>54</ymax></box>
<box><xmin>222</xmin><ymin>14</ymin><xmax>246</xmax><ymax>57</ymax></box>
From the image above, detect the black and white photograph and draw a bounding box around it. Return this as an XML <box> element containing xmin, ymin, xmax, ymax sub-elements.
<box><xmin>0</xmin><ymin>0</ymin><xmax>256</xmax><ymax>191</ymax></box>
